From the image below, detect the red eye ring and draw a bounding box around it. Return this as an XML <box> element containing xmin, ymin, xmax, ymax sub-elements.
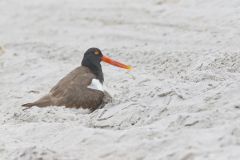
<box><xmin>95</xmin><ymin>51</ymin><xmax>100</xmax><ymax>55</ymax></box>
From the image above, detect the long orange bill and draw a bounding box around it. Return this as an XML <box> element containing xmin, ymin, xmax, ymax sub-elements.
<box><xmin>101</xmin><ymin>55</ymin><xmax>132</xmax><ymax>70</ymax></box>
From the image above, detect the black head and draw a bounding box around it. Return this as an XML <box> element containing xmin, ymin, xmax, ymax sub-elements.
<box><xmin>81</xmin><ymin>48</ymin><xmax>104</xmax><ymax>83</ymax></box>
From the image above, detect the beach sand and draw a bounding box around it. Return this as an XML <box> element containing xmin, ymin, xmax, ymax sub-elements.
<box><xmin>0</xmin><ymin>0</ymin><xmax>240</xmax><ymax>159</ymax></box>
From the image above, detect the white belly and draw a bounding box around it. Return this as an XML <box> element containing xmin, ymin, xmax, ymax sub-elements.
<box><xmin>87</xmin><ymin>79</ymin><xmax>104</xmax><ymax>91</ymax></box>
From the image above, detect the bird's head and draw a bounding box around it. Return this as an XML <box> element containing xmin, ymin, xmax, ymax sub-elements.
<box><xmin>81</xmin><ymin>48</ymin><xmax>132</xmax><ymax>71</ymax></box>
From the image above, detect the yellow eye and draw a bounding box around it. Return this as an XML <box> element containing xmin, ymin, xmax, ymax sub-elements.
<box><xmin>95</xmin><ymin>51</ymin><xmax>100</xmax><ymax>55</ymax></box>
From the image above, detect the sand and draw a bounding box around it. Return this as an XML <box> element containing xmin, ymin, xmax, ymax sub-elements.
<box><xmin>0</xmin><ymin>0</ymin><xmax>240</xmax><ymax>159</ymax></box>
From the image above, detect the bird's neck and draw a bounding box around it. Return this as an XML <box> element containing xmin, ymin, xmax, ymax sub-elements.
<box><xmin>91</xmin><ymin>67</ymin><xmax>104</xmax><ymax>84</ymax></box>
<box><xmin>82</xmin><ymin>62</ymin><xmax>104</xmax><ymax>83</ymax></box>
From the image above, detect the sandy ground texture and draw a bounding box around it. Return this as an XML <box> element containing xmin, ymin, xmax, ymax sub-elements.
<box><xmin>1</xmin><ymin>0</ymin><xmax>240</xmax><ymax>159</ymax></box>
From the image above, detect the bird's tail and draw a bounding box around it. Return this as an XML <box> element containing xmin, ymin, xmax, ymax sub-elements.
<box><xmin>22</xmin><ymin>102</ymin><xmax>36</xmax><ymax>107</ymax></box>
<box><xmin>22</xmin><ymin>95</ymin><xmax>52</xmax><ymax>109</ymax></box>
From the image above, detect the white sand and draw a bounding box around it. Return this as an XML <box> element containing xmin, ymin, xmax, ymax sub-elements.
<box><xmin>1</xmin><ymin>0</ymin><xmax>240</xmax><ymax>159</ymax></box>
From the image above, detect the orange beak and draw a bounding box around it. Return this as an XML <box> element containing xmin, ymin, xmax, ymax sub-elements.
<box><xmin>101</xmin><ymin>55</ymin><xmax>132</xmax><ymax>70</ymax></box>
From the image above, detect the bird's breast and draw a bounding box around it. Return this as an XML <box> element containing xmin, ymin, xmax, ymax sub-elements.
<box><xmin>87</xmin><ymin>79</ymin><xmax>104</xmax><ymax>91</ymax></box>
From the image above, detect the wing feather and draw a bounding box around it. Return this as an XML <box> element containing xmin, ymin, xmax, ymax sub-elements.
<box><xmin>49</xmin><ymin>66</ymin><xmax>104</xmax><ymax>110</ymax></box>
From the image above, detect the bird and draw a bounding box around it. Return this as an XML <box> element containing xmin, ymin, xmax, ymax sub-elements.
<box><xmin>22</xmin><ymin>48</ymin><xmax>132</xmax><ymax>112</ymax></box>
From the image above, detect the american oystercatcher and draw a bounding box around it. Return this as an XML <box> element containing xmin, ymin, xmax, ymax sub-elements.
<box><xmin>22</xmin><ymin>48</ymin><xmax>131</xmax><ymax>111</ymax></box>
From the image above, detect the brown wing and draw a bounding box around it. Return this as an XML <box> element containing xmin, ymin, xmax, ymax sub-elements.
<box><xmin>50</xmin><ymin>66</ymin><xmax>92</xmax><ymax>95</ymax></box>
<box><xmin>49</xmin><ymin>66</ymin><xmax>104</xmax><ymax>110</ymax></box>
